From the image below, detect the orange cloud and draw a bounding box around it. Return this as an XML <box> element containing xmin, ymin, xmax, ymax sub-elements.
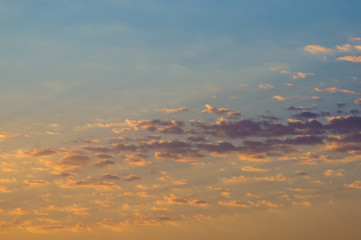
<box><xmin>258</xmin><ymin>84</ymin><xmax>274</xmax><ymax>89</ymax></box>
<box><xmin>304</xmin><ymin>45</ymin><xmax>333</xmax><ymax>54</ymax></box>
<box><xmin>272</xmin><ymin>95</ymin><xmax>286</xmax><ymax>101</ymax></box>
<box><xmin>345</xmin><ymin>180</ymin><xmax>361</xmax><ymax>189</ymax></box>
<box><xmin>292</xmin><ymin>201</ymin><xmax>312</xmax><ymax>207</ymax></box>
<box><xmin>336</xmin><ymin>44</ymin><xmax>353</xmax><ymax>52</ymax></box>
<box><xmin>47</xmin><ymin>204</ymin><xmax>89</xmax><ymax>215</ymax></box>
<box><xmin>189</xmin><ymin>200</ymin><xmax>210</xmax><ymax>207</ymax></box>
<box><xmin>337</xmin><ymin>56</ymin><xmax>361</xmax><ymax>62</ymax></box>
<box><xmin>291</xmin><ymin>72</ymin><xmax>314</xmax><ymax>79</ymax></box>
<box><xmin>222</xmin><ymin>174</ymin><xmax>286</xmax><ymax>183</ymax></box>
<box><xmin>201</xmin><ymin>104</ymin><xmax>229</xmax><ymax>114</ymax></box>
<box><xmin>160</xmin><ymin>106</ymin><xmax>188</xmax><ymax>113</ymax></box>
<box><xmin>324</xmin><ymin>87</ymin><xmax>359</xmax><ymax>95</ymax></box>
<box><xmin>241</xmin><ymin>166</ymin><xmax>271</xmax><ymax>172</ymax></box>
<box><xmin>56</xmin><ymin>179</ymin><xmax>121</xmax><ymax>190</ymax></box>
<box><xmin>24</xmin><ymin>179</ymin><xmax>50</xmax><ymax>187</ymax></box>
<box><xmin>0</xmin><ymin>186</ymin><xmax>11</xmax><ymax>193</ymax></box>
<box><xmin>218</xmin><ymin>200</ymin><xmax>249</xmax><ymax>207</ymax></box>
<box><xmin>324</xmin><ymin>169</ymin><xmax>344</xmax><ymax>177</ymax></box>
<box><xmin>16</xmin><ymin>148</ymin><xmax>58</xmax><ymax>158</ymax></box>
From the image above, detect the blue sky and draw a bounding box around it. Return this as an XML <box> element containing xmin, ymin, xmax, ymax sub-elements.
<box><xmin>1</xmin><ymin>1</ymin><xmax>361</xmax><ymax>239</ymax></box>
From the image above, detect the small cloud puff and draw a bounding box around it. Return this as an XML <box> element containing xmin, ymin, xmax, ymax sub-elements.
<box><xmin>291</xmin><ymin>72</ymin><xmax>314</xmax><ymax>79</ymax></box>
<box><xmin>0</xmin><ymin>131</ymin><xmax>19</xmax><ymax>138</ymax></box>
<box><xmin>201</xmin><ymin>104</ymin><xmax>229</xmax><ymax>115</ymax></box>
<box><xmin>273</xmin><ymin>95</ymin><xmax>286</xmax><ymax>101</ymax></box>
<box><xmin>345</xmin><ymin>180</ymin><xmax>361</xmax><ymax>189</ymax></box>
<box><xmin>304</xmin><ymin>45</ymin><xmax>333</xmax><ymax>54</ymax></box>
<box><xmin>258</xmin><ymin>84</ymin><xmax>275</xmax><ymax>90</ymax></box>
<box><xmin>218</xmin><ymin>200</ymin><xmax>249</xmax><ymax>207</ymax></box>
<box><xmin>241</xmin><ymin>166</ymin><xmax>271</xmax><ymax>172</ymax></box>
<box><xmin>160</xmin><ymin>106</ymin><xmax>188</xmax><ymax>114</ymax></box>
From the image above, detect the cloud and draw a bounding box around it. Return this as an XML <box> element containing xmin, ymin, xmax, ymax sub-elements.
<box><xmin>0</xmin><ymin>131</ymin><xmax>19</xmax><ymax>138</ymax></box>
<box><xmin>24</xmin><ymin>179</ymin><xmax>50</xmax><ymax>187</ymax></box>
<box><xmin>324</xmin><ymin>169</ymin><xmax>344</xmax><ymax>177</ymax></box>
<box><xmin>258</xmin><ymin>84</ymin><xmax>274</xmax><ymax>89</ymax></box>
<box><xmin>98</xmin><ymin>214</ymin><xmax>175</xmax><ymax>232</ymax></box>
<box><xmin>227</xmin><ymin>111</ymin><xmax>241</xmax><ymax>118</ymax></box>
<box><xmin>221</xmin><ymin>174</ymin><xmax>286</xmax><ymax>183</ymax></box>
<box><xmin>123</xmin><ymin>153</ymin><xmax>151</xmax><ymax>166</ymax></box>
<box><xmin>292</xmin><ymin>201</ymin><xmax>312</xmax><ymax>207</ymax></box>
<box><xmin>95</xmin><ymin>153</ymin><xmax>114</xmax><ymax>159</ymax></box>
<box><xmin>291</xmin><ymin>72</ymin><xmax>314</xmax><ymax>79</ymax></box>
<box><xmin>193</xmin><ymin>118</ymin><xmax>295</xmax><ymax>139</ymax></box>
<box><xmin>336</xmin><ymin>44</ymin><xmax>353</xmax><ymax>52</ymax></box>
<box><xmin>189</xmin><ymin>200</ymin><xmax>210</xmax><ymax>207</ymax></box>
<box><xmin>295</xmin><ymin>171</ymin><xmax>308</xmax><ymax>176</ymax></box>
<box><xmin>258</xmin><ymin>200</ymin><xmax>278</xmax><ymax>208</ymax></box>
<box><xmin>59</xmin><ymin>154</ymin><xmax>90</xmax><ymax>168</ymax></box>
<box><xmin>0</xmin><ymin>186</ymin><xmax>11</xmax><ymax>193</ymax></box>
<box><xmin>201</xmin><ymin>104</ymin><xmax>229</xmax><ymax>115</ymax></box>
<box><xmin>218</xmin><ymin>200</ymin><xmax>249</xmax><ymax>207</ymax></box>
<box><xmin>157</xmin><ymin>176</ymin><xmax>187</xmax><ymax>185</ymax></box>
<box><xmin>355</xmin><ymin>98</ymin><xmax>361</xmax><ymax>105</ymax></box>
<box><xmin>238</xmin><ymin>154</ymin><xmax>271</xmax><ymax>162</ymax></box>
<box><xmin>163</xmin><ymin>194</ymin><xmax>188</xmax><ymax>205</ymax></box>
<box><xmin>324</xmin><ymin>87</ymin><xmax>359</xmax><ymax>95</ymax></box>
<box><xmin>197</xmin><ymin>141</ymin><xmax>239</xmax><ymax>153</ymax></box>
<box><xmin>83</xmin><ymin>146</ymin><xmax>113</xmax><ymax>153</ymax></box>
<box><xmin>0</xmin><ymin>178</ymin><xmax>16</xmax><ymax>183</ymax></box>
<box><xmin>345</xmin><ymin>180</ymin><xmax>361</xmax><ymax>189</ymax></box>
<box><xmin>241</xmin><ymin>166</ymin><xmax>271</xmax><ymax>172</ymax></box>
<box><xmin>293</xmin><ymin>111</ymin><xmax>318</xmax><ymax>119</ymax></box>
<box><xmin>273</xmin><ymin>95</ymin><xmax>286</xmax><ymax>101</ymax></box>
<box><xmin>56</xmin><ymin>179</ymin><xmax>121</xmax><ymax>190</ymax></box>
<box><xmin>94</xmin><ymin>159</ymin><xmax>116</xmax><ymax>167</ymax></box>
<box><xmin>8</xmin><ymin>208</ymin><xmax>25</xmax><ymax>215</ymax></box>
<box><xmin>337</xmin><ymin>56</ymin><xmax>361</xmax><ymax>62</ymax></box>
<box><xmin>47</xmin><ymin>204</ymin><xmax>89</xmax><ymax>215</ymax></box>
<box><xmin>285</xmin><ymin>106</ymin><xmax>306</xmax><ymax>111</ymax></box>
<box><xmin>160</xmin><ymin>106</ymin><xmax>188</xmax><ymax>113</ymax></box>
<box><xmin>304</xmin><ymin>45</ymin><xmax>333</xmax><ymax>54</ymax></box>
<box><xmin>102</xmin><ymin>173</ymin><xmax>120</xmax><ymax>180</ymax></box>
<box><xmin>326</xmin><ymin>115</ymin><xmax>361</xmax><ymax>134</ymax></box>
<box><xmin>312</xmin><ymin>96</ymin><xmax>321</xmax><ymax>100</ymax></box>
<box><xmin>17</xmin><ymin>148</ymin><xmax>58</xmax><ymax>158</ymax></box>
<box><xmin>123</xmin><ymin>174</ymin><xmax>142</xmax><ymax>181</ymax></box>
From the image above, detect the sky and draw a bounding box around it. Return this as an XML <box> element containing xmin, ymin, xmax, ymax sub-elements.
<box><xmin>1</xmin><ymin>0</ymin><xmax>361</xmax><ymax>239</ymax></box>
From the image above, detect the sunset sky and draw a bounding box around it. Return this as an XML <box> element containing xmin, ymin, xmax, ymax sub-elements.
<box><xmin>1</xmin><ymin>1</ymin><xmax>361</xmax><ymax>239</ymax></box>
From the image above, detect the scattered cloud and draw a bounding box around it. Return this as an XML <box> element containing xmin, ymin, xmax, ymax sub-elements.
<box><xmin>337</xmin><ymin>56</ymin><xmax>361</xmax><ymax>62</ymax></box>
<box><xmin>324</xmin><ymin>87</ymin><xmax>359</xmax><ymax>95</ymax></box>
<box><xmin>345</xmin><ymin>180</ymin><xmax>361</xmax><ymax>189</ymax></box>
<box><xmin>24</xmin><ymin>179</ymin><xmax>50</xmax><ymax>187</ymax></box>
<box><xmin>218</xmin><ymin>200</ymin><xmax>249</xmax><ymax>207</ymax></box>
<box><xmin>160</xmin><ymin>106</ymin><xmax>188</xmax><ymax>114</ymax></box>
<box><xmin>241</xmin><ymin>166</ymin><xmax>271</xmax><ymax>172</ymax></box>
<box><xmin>291</xmin><ymin>72</ymin><xmax>314</xmax><ymax>79</ymax></box>
<box><xmin>258</xmin><ymin>84</ymin><xmax>275</xmax><ymax>89</ymax></box>
<box><xmin>304</xmin><ymin>45</ymin><xmax>333</xmax><ymax>54</ymax></box>
<box><xmin>336</xmin><ymin>44</ymin><xmax>353</xmax><ymax>52</ymax></box>
<box><xmin>273</xmin><ymin>95</ymin><xmax>286</xmax><ymax>101</ymax></box>
<box><xmin>0</xmin><ymin>131</ymin><xmax>20</xmax><ymax>138</ymax></box>
<box><xmin>201</xmin><ymin>104</ymin><xmax>229</xmax><ymax>115</ymax></box>
<box><xmin>123</xmin><ymin>174</ymin><xmax>142</xmax><ymax>181</ymax></box>
<box><xmin>354</xmin><ymin>98</ymin><xmax>361</xmax><ymax>105</ymax></box>
<box><xmin>56</xmin><ymin>179</ymin><xmax>121</xmax><ymax>190</ymax></box>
